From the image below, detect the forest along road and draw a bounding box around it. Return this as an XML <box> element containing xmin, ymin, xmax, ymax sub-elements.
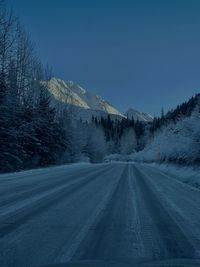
<box><xmin>0</xmin><ymin>163</ymin><xmax>200</xmax><ymax>267</ymax></box>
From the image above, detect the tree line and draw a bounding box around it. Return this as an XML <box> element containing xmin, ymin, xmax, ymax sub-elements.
<box><xmin>6</xmin><ymin>0</ymin><xmax>199</xmax><ymax>171</ymax></box>
<box><xmin>0</xmin><ymin>0</ymin><xmax>145</xmax><ymax>172</ymax></box>
<box><xmin>150</xmin><ymin>93</ymin><xmax>200</xmax><ymax>133</ymax></box>
<box><xmin>0</xmin><ymin>2</ymin><xmax>67</xmax><ymax>172</ymax></box>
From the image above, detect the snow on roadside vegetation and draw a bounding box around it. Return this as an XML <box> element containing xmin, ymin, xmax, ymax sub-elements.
<box><xmin>133</xmin><ymin>108</ymin><xmax>200</xmax><ymax>165</ymax></box>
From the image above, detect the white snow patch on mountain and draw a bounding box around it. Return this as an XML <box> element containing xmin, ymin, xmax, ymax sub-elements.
<box><xmin>46</xmin><ymin>78</ymin><xmax>124</xmax><ymax>117</ymax></box>
<box><xmin>45</xmin><ymin>78</ymin><xmax>154</xmax><ymax>122</ymax></box>
<box><xmin>125</xmin><ymin>108</ymin><xmax>153</xmax><ymax>122</ymax></box>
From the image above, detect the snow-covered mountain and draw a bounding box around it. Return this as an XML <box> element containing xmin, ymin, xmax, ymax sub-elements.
<box><xmin>46</xmin><ymin>78</ymin><xmax>124</xmax><ymax>117</ymax></box>
<box><xmin>46</xmin><ymin>78</ymin><xmax>153</xmax><ymax>122</ymax></box>
<box><xmin>125</xmin><ymin>108</ymin><xmax>153</xmax><ymax>122</ymax></box>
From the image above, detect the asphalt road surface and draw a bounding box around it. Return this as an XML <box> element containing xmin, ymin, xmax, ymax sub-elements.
<box><xmin>1</xmin><ymin>163</ymin><xmax>200</xmax><ymax>267</ymax></box>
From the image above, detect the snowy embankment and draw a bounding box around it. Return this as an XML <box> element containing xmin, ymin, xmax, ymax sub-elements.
<box><xmin>132</xmin><ymin>108</ymin><xmax>200</xmax><ymax>165</ymax></box>
<box><xmin>142</xmin><ymin>162</ymin><xmax>200</xmax><ymax>189</ymax></box>
<box><xmin>104</xmin><ymin>153</ymin><xmax>200</xmax><ymax>189</ymax></box>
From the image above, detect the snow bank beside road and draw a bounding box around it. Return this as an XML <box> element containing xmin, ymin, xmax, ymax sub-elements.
<box><xmin>104</xmin><ymin>154</ymin><xmax>136</xmax><ymax>162</ymax></box>
<box><xmin>132</xmin><ymin>109</ymin><xmax>200</xmax><ymax>165</ymax></box>
<box><xmin>145</xmin><ymin>163</ymin><xmax>200</xmax><ymax>189</ymax></box>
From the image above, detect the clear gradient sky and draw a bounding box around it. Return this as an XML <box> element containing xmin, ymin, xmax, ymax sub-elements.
<box><xmin>6</xmin><ymin>0</ymin><xmax>200</xmax><ymax>115</ymax></box>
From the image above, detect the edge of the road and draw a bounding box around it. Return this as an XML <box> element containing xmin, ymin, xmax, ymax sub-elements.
<box><xmin>41</xmin><ymin>258</ymin><xmax>200</xmax><ymax>267</ymax></box>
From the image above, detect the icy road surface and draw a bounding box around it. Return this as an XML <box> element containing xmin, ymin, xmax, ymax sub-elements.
<box><xmin>0</xmin><ymin>163</ymin><xmax>200</xmax><ymax>266</ymax></box>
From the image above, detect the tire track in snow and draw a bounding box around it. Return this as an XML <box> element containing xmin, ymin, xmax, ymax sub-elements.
<box><xmin>133</xmin><ymin>165</ymin><xmax>196</xmax><ymax>260</ymax></box>
<box><xmin>56</xmin><ymin>165</ymin><xmax>128</xmax><ymax>262</ymax></box>
<box><xmin>0</xmin><ymin>165</ymin><xmax>113</xmax><ymax>238</ymax></box>
<box><xmin>0</xmin><ymin>165</ymin><xmax>110</xmax><ymax>208</ymax></box>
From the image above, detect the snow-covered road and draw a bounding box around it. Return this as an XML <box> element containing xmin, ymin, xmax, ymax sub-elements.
<box><xmin>0</xmin><ymin>163</ymin><xmax>200</xmax><ymax>267</ymax></box>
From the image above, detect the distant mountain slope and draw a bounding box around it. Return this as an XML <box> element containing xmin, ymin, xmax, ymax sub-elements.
<box><xmin>46</xmin><ymin>78</ymin><xmax>124</xmax><ymax>117</ymax></box>
<box><xmin>46</xmin><ymin>78</ymin><xmax>154</xmax><ymax>122</ymax></box>
<box><xmin>125</xmin><ymin>108</ymin><xmax>153</xmax><ymax>122</ymax></box>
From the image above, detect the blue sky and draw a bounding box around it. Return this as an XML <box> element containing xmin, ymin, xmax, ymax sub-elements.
<box><xmin>7</xmin><ymin>0</ymin><xmax>200</xmax><ymax>115</ymax></box>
